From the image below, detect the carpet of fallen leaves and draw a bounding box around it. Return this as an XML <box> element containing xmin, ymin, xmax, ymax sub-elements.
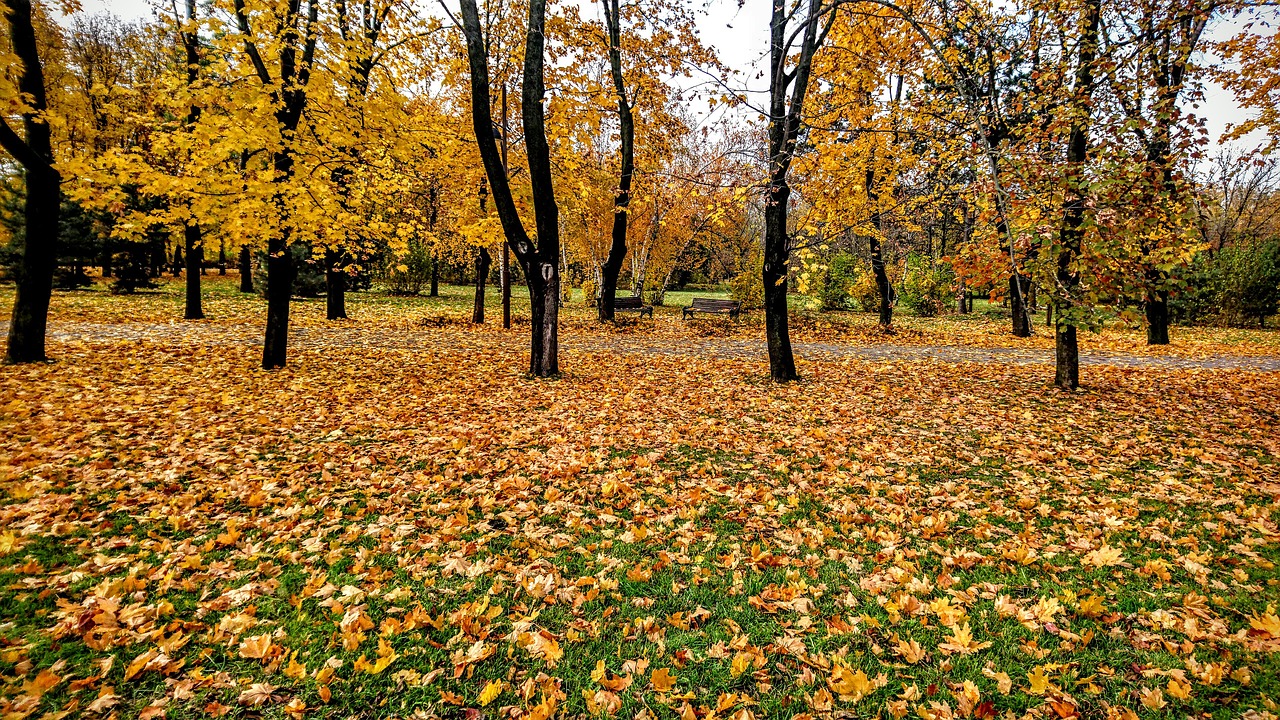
<box><xmin>2</xmin><ymin>278</ymin><xmax>1280</xmax><ymax>720</ymax></box>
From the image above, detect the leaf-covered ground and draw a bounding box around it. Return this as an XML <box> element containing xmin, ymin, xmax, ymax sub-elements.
<box><xmin>2</xmin><ymin>278</ymin><xmax>1280</xmax><ymax>720</ymax></box>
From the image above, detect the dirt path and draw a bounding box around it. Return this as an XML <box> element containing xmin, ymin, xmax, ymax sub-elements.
<box><xmin>28</xmin><ymin>320</ymin><xmax>1280</xmax><ymax>371</ymax></box>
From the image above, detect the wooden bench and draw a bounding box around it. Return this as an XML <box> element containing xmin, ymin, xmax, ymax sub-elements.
<box><xmin>682</xmin><ymin>297</ymin><xmax>740</xmax><ymax>320</ymax></box>
<box><xmin>607</xmin><ymin>294</ymin><xmax>653</xmax><ymax>318</ymax></box>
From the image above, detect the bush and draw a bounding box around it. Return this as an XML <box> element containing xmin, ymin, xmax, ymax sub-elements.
<box><xmin>581</xmin><ymin>279</ymin><xmax>597</xmax><ymax>306</ymax></box>
<box><xmin>851</xmin><ymin>272</ymin><xmax>881</xmax><ymax>313</ymax></box>
<box><xmin>901</xmin><ymin>256</ymin><xmax>952</xmax><ymax>317</ymax></box>
<box><xmin>728</xmin><ymin>246</ymin><xmax>764</xmax><ymax>310</ymax></box>
<box><xmin>383</xmin><ymin>240</ymin><xmax>433</xmax><ymax>296</ymax></box>
<box><xmin>1174</xmin><ymin>240</ymin><xmax>1280</xmax><ymax>327</ymax></box>
<box><xmin>811</xmin><ymin>252</ymin><xmax>859</xmax><ymax>310</ymax></box>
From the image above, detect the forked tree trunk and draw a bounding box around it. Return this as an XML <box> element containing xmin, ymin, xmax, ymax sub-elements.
<box><xmin>184</xmin><ymin>222</ymin><xmax>204</xmax><ymax>319</ymax></box>
<box><xmin>325</xmin><ymin>248</ymin><xmax>347</xmax><ymax>320</ymax></box>
<box><xmin>473</xmin><ymin>247</ymin><xmax>490</xmax><ymax>323</ymax></box>
<box><xmin>5</xmin><ymin>169</ymin><xmax>59</xmax><ymax>363</ymax></box>
<box><xmin>239</xmin><ymin>244</ymin><xmax>254</xmax><ymax>292</ymax></box>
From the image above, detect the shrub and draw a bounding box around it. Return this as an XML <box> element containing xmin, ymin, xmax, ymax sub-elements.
<box><xmin>382</xmin><ymin>240</ymin><xmax>434</xmax><ymax>296</ymax></box>
<box><xmin>728</xmin><ymin>246</ymin><xmax>764</xmax><ymax>310</ymax></box>
<box><xmin>901</xmin><ymin>256</ymin><xmax>952</xmax><ymax>317</ymax></box>
<box><xmin>581</xmin><ymin>279</ymin><xmax>597</xmax><ymax>306</ymax></box>
<box><xmin>1174</xmin><ymin>240</ymin><xmax>1280</xmax><ymax>327</ymax></box>
<box><xmin>851</xmin><ymin>272</ymin><xmax>881</xmax><ymax>313</ymax></box>
<box><xmin>812</xmin><ymin>252</ymin><xmax>859</xmax><ymax>310</ymax></box>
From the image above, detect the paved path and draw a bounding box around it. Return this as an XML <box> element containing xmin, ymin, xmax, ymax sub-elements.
<box><xmin>32</xmin><ymin>320</ymin><xmax>1280</xmax><ymax>371</ymax></box>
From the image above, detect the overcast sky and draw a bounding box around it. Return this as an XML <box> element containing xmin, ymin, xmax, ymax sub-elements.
<box><xmin>69</xmin><ymin>0</ymin><xmax>1264</xmax><ymax>151</ymax></box>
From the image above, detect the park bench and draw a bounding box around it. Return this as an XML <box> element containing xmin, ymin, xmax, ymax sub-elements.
<box><xmin>607</xmin><ymin>295</ymin><xmax>653</xmax><ymax>318</ymax></box>
<box><xmin>682</xmin><ymin>297</ymin><xmax>741</xmax><ymax>320</ymax></box>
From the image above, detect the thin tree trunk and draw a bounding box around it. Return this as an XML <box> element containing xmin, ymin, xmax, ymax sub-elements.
<box><xmin>218</xmin><ymin>242</ymin><xmax>227</xmax><ymax>275</ymax></box>
<box><xmin>184</xmin><ymin>222</ymin><xmax>204</xmax><ymax>319</ymax></box>
<box><xmin>429</xmin><ymin>254</ymin><xmax>439</xmax><ymax>297</ymax></box>
<box><xmin>239</xmin><ymin>244</ymin><xmax>254</xmax><ymax>292</ymax></box>
<box><xmin>325</xmin><ymin>248</ymin><xmax>347</xmax><ymax>320</ymax></box>
<box><xmin>866</xmin><ymin>167</ymin><xmax>893</xmax><ymax>328</ymax></box>
<box><xmin>473</xmin><ymin>247</ymin><xmax>490</xmax><ymax>323</ymax></box>
<box><xmin>597</xmin><ymin>0</ymin><xmax>634</xmax><ymax>322</ymax></box>
<box><xmin>1145</xmin><ymin>282</ymin><xmax>1169</xmax><ymax>344</ymax></box>
<box><xmin>172</xmin><ymin>244</ymin><xmax>184</xmax><ymax>277</ymax></box>
<box><xmin>1010</xmin><ymin>273</ymin><xmax>1032</xmax><ymax>336</ymax></box>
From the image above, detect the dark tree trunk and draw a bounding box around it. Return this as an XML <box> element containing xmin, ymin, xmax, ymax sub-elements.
<box><xmin>101</xmin><ymin>245</ymin><xmax>113</xmax><ymax>278</ymax></box>
<box><xmin>957</xmin><ymin>287</ymin><xmax>969</xmax><ymax>313</ymax></box>
<box><xmin>763</xmin><ymin>186</ymin><xmax>797</xmax><ymax>382</ymax></box>
<box><xmin>239</xmin><ymin>244</ymin><xmax>254</xmax><ymax>292</ymax></box>
<box><xmin>597</xmin><ymin>0</ymin><xmax>634</xmax><ymax>323</ymax></box>
<box><xmin>429</xmin><ymin>255</ymin><xmax>439</xmax><ymax>297</ymax></box>
<box><xmin>473</xmin><ymin>247</ymin><xmax>490</xmax><ymax>323</ymax></box>
<box><xmin>172</xmin><ymin>244</ymin><xmax>184</xmax><ymax>277</ymax></box>
<box><xmin>1010</xmin><ymin>274</ymin><xmax>1032</xmax><ymax>336</ymax></box>
<box><xmin>866</xmin><ymin>168</ymin><xmax>893</xmax><ymax>328</ymax></box>
<box><xmin>459</xmin><ymin>0</ymin><xmax>559</xmax><ymax>376</ymax></box>
<box><xmin>184</xmin><ymin>222</ymin><xmax>204</xmax><ymax>319</ymax></box>
<box><xmin>262</xmin><ymin>236</ymin><xmax>294</xmax><ymax>369</ymax></box>
<box><xmin>1054</xmin><ymin>0</ymin><xmax>1100</xmax><ymax>390</ymax></box>
<box><xmin>6</xmin><ymin>170</ymin><xmax>59</xmax><ymax>363</ymax></box>
<box><xmin>1145</xmin><ymin>282</ymin><xmax>1169</xmax><ymax>345</ymax></box>
<box><xmin>325</xmin><ymin>248</ymin><xmax>347</xmax><ymax>320</ymax></box>
<box><xmin>218</xmin><ymin>242</ymin><xmax>227</xmax><ymax>275</ymax></box>
<box><xmin>1</xmin><ymin>0</ymin><xmax>60</xmax><ymax>363</ymax></box>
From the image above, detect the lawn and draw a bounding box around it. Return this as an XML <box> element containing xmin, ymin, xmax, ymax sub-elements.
<box><xmin>1</xmin><ymin>275</ymin><xmax>1279</xmax><ymax>720</ymax></box>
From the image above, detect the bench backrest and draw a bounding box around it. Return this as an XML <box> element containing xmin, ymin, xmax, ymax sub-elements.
<box><xmin>612</xmin><ymin>295</ymin><xmax>645</xmax><ymax>309</ymax></box>
<box><xmin>690</xmin><ymin>298</ymin><xmax>739</xmax><ymax>310</ymax></box>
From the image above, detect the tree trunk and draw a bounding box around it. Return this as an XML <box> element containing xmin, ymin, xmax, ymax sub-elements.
<box><xmin>597</xmin><ymin>0</ymin><xmax>634</xmax><ymax>323</ymax></box>
<box><xmin>1010</xmin><ymin>273</ymin><xmax>1032</xmax><ymax>337</ymax></box>
<box><xmin>763</xmin><ymin>182</ymin><xmax>798</xmax><ymax>382</ymax></box>
<box><xmin>473</xmin><ymin>247</ymin><xmax>490</xmax><ymax>323</ymax></box>
<box><xmin>172</xmin><ymin>244</ymin><xmax>184</xmax><ymax>277</ymax></box>
<box><xmin>262</xmin><ymin>238</ymin><xmax>294</xmax><ymax>369</ymax></box>
<box><xmin>5</xmin><ymin>169</ymin><xmax>59</xmax><ymax>363</ymax></box>
<box><xmin>239</xmin><ymin>244</ymin><xmax>254</xmax><ymax>292</ymax></box>
<box><xmin>1054</xmin><ymin>316</ymin><xmax>1078</xmax><ymax>390</ymax></box>
<box><xmin>325</xmin><ymin>248</ymin><xmax>347</xmax><ymax>320</ymax></box>
<box><xmin>101</xmin><ymin>246</ymin><xmax>112</xmax><ymax>278</ymax></box>
<box><xmin>866</xmin><ymin>168</ymin><xmax>893</xmax><ymax>328</ymax></box>
<box><xmin>184</xmin><ymin>222</ymin><xmax>204</xmax><ymax>320</ymax></box>
<box><xmin>1145</xmin><ymin>284</ymin><xmax>1169</xmax><ymax>345</ymax></box>
<box><xmin>429</xmin><ymin>254</ymin><xmax>439</xmax><ymax>297</ymax></box>
<box><xmin>526</xmin><ymin>269</ymin><xmax>559</xmax><ymax>375</ymax></box>
<box><xmin>218</xmin><ymin>242</ymin><xmax>227</xmax><ymax>275</ymax></box>
<box><xmin>1053</xmin><ymin>0</ymin><xmax>1100</xmax><ymax>390</ymax></box>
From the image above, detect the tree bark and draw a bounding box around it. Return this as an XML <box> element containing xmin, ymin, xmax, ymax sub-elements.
<box><xmin>473</xmin><ymin>247</ymin><xmax>490</xmax><ymax>323</ymax></box>
<box><xmin>764</xmin><ymin>190</ymin><xmax>797</xmax><ymax>381</ymax></box>
<box><xmin>172</xmin><ymin>244</ymin><xmax>184</xmax><ymax>277</ymax></box>
<box><xmin>6</xmin><ymin>169</ymin><xmax>58</xmax><ymax>363</ymax></box>
<box><xmin>262</xmin><ymin>237</ymin><xmax>294</xmax><ymax>369</ymax></box>
<box><xmin>239</xmin><ymin>244</ymin><xmax>254</xmax><ymax>292</ymax></box>
<box><xmin>218</xmin><ymin>242</ymin><xmax>227</xmax><ymax>275</ymax></box>
<box><xmin>1145</xmin><ymin>283</ymin><xmax>1169</xmax><ymax>345</ymax></box>
<box><xmin>429</xmin><ymin>254</ymin><xmax>439</xmax><ymax>297</ymax></box>
<box><xmin>326</xmin><ymin>248</ymin><xmax>347</xmax><ymax>320</ymax></box>
<box><xmin>184</xmin><ymin>222</ymin><xmax>204</xmax><ymax>319</ymax></box>
<box><xmin>597</xmin><ymin>0</ymin><xmax>634</xmax><ymax>323</ymax></box>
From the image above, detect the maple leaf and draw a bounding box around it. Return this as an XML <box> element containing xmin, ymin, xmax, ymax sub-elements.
<box><xmin>896</xmin><ymin>638</ymin><xmax>927</xmax><ymax>664</ymax></box>
<box><xmin>1026</xmin><ymin>666</ymin><xmax>1051</xmax><ymax>695</ymax></box>
<box><xmin>828</xmin><ymin>664</ymin><xmax>874</xmax><ymax>701</ymax></box>
<box><xmin>479</xmin><ymin>680</ymin><xmax>504</xmax><ymax>706</ymax></box>
<box><xmin>238</xmin><ymin>634</ymin><xmax>273</xmax><ymax>660</ymax></box>
<box><xmin>1140</xmin><ymin>687</ymin><xmax>1167</xmax><ymax>711</ymax></box>
<box><xmin>1166</xmin><ymin>678</ymin><xmax>1192</xmax><ymax>701</ymax></box>
<box><xmin>1083</xmin><ymin>544</ymin><xmax>1124</xmax><ymax>568</ymax></box>
<box><xmin>938</xmin><ymin>623</ymin><xmax>991</xmax><ymax>655</ymax></box>
<box><xmin>85</xmin><ymin>687</ymin><xmax>119</xmax><ymax>714</ymax></box>
<box><xmin>238</xmin><ymin>682</ymin><xmax>278</xmax><ymax>707</ymax></box>
<box><xmin>651</xmin><ymin>667</ymin><xmax>678</xmax><ymax>692</ymax></box>
<box><xmin>0</xmin><ymin>530</ymin><xmax>21</xmax><ymax>555</ymax></box>
<box><xmin>1249</xmin><ymin>606</ymin><xmax>1280</xmax><ymax>637</ymax></box>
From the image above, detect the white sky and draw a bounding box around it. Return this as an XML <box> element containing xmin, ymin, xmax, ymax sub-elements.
<box><xmin>71</xmin><ymin>0</ymin><xmax>1266</xmax><ymax>151</ymax></box>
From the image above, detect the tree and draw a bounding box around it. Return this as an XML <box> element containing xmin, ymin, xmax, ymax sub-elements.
<box><xmin>1</xmin><ymin>0</ymin><xmax>60</xmax><ymax>363</ymax></box>
<box><xmin>457</xmin><ymin>0</ymin><xmax>561</xmax><ymax>376</ymax></box>
<box><xmin>231</xmin><ymin>0</ymin><xmax>319</xmax><ymax>369</ymax></box>
<box><xmin>179</xmin><ymin>0</ymin><xmax>205</xmax><ymax>320</ymax></box>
